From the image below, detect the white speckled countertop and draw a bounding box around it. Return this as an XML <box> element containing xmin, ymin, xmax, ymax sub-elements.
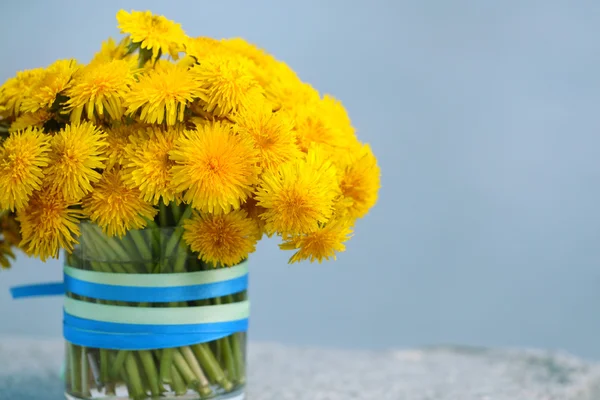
<box><xmin>1</xmin><ymin>337</ymin><xmax>600</xmax><ymax>399</ymax></box>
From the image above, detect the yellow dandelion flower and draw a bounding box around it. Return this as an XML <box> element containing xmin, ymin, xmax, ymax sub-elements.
<box><xmin>219</xmin><ymin>38</ymin><xmax>276</xmax><ymax>84</ymax></box>
<box><xmin>191</xmin><ymin>54</ymin><xmax>265</xmax><ymax>118</ymax></box>
<box><xmin>9</xmin><ymin>110</ymin><xmax>52</xmax><ymax>132</ymax></box>
<box><xmin>254</xmin><ymin>148</ymin><xmax>339</xmax><ymax>235</ymax></box>
<box><xmin>234</xmin><ymin>102</ymin><xmax>301</xmax><ymax>171</ymax></box>
<box><xmin>287</xmin><ymin>96</ymin><xmax>361</xmax><ymax>164</ymax></box>
<box><xmin>123</xmin><ymin>126</ymin><xmax>181</xmax><ymax>204</ymax></box>
<box><xmin>103</xmin><ymin>124</ymin><xmax>138</xmax><ymax>170</ymax></box>
<box><xmin>116</xmin><ymin>9</ymin><xmax>187</xmax><ymax>59</ymax></box>
<box><xmin>319</xmin><ymin>95</ymin><xmax>363</xmax><ymax>165</ymax></box>
<box><xmin>339</xmin><ymin>144</ymin><xmax>381</xmax><ymax>218</ymax></box>
<box><xmin>183</xmin><ymin>209</ymin><xmax>259</xmax><ymax>267</ymax></box>
<box><xmin>65</xmin><ymin>59</ymin><xmax>137</xmax><ymax>123</ymax></box>
<box><xmin>20</xmin><ymin>59</ymin><xmax>79</xmax><ymax>114</ymax></box>
<box><xmin>264</xmin><ymin>61</ymin><xmax>320</xmax><ymax>110</ymax></box>
<box><xmin>170</xmin><ymin>121</ymin><xmax>260</xmax><ymax>214</ymax></box>
<box><xmin>124</xmin><ymin>63</ymin><xmax>203</xmax><ymax>125</ymax></box>
<box><xmin>184</xmin><ymin>36</ymin><xmax>225</xmax><ymax>61</ymax></box>
<box><xmin>220</xmin><ymin>38</ymin><xmax>273</xmax><ymax>68</ymax></box>
<box><xmin>0</xmin><ymin>127</ymin><xmax>51</xmax><ymax>211</ymax></box>
<box><xmin>91</xmin><ymin>36</ymin><xmax>133</xmax><ymax>64</ymax></box>
<box><xmin>280</xmin><ymin>218</ymin><xmax>354</xmax><ymax>263</ymax></box>
<box><xmin>0</xmin><ymin>68</ymin><xmax>45</xmax><ymax>116</ymax></box>
<box><xmin>331</xmin><ymin>195</ymin><xmax>355</xmax><ymax>220</ymax></box>
<box><xmin>45</xmin><ymin>122</ymin><xmax>107</xmax><ymax>202</ymax></box>
<box><xmin>17</xmin><ymin>188</ymin><xmax>84</xmax><ymax>261</ymax></box>
<box><xmin>82</xmin><ymin>168</ymin><xmax>157</xmax><ymax>237</ymax></box>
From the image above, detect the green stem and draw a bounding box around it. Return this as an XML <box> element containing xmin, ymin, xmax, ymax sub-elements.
<box><xmin>129</xmin><ymin>230</ymin><xmax>154</xmax><ymax>271</ymax></box>
<box><xmin>160</xmin><ymin>347</ymin><xmax>174</xmax><ymax>384</ymax></box>
<box><xmin>106</xmin><ymin>352</ymin><xmax>119</xmax><ymax>394</ymax></box>
<box><xmin>171</xmin><ymin>202</ymin><xmax>182</xmax><ymax>223</ymax></box>
<box><xmin>79</xmin><ymin>233</ymin><xmax>118</xmax><ymax>273</ymax></box>
<box><xmin>124</xmin><ymin>353</ymin><xmax>146</xmax><ymax>400</ymax></box>
<box><xmin>226</xmin><ymin>294</ymin><xmax>246</xmax><ymax>384</ymax></box>
<box><xmin>110</xmin><ymin>350</ymin><xmax>129</xmax><ymax>379</ymax></box>
<box><xmin>213</xmin><ymin>297</ymin><xmax>237</xmax><ymax>381</ymax></box>
<box><xmin>230</xmin><ymin>333</ymin><xmax>245</xmax><ymax>384</ymax></box>
<box><xmin>121</xmin><ymin>235</ymin><xmax>144</xmax><ymax>261</ymax></box>
<box><xmin>179</xmin><ymin>205</ymin><xmax>193</xmax><ymax>224</ymax></box>
<box><xmin>192</xmin><ymin>343</ymin><xmax>232</xmax><ymax>391</ymax></box>
<box><xmin>159</xmin><ymin>200</ymin><xmax>168</xmax><ymax>227</ymax></box>
<box><xmin>100</xmin><ymin>349</ymin><xmax>109</xmax><ymax>384</ymax></box>
<box><xmin>163</xmin><ymin>227</ymin><xmax>184</xmax><ymax>259</ymax></box>
<box><xmin>173</xmin><ymin>349</ymin><xmax>211</xmax><ymax>396</ymax></box>
<box><xmin>138</xmin><ymin>47</ymin><xmax>153</xmax><ymax>68</ymax></box>
<box><xmin>83</xmin><ymin>225</ymin><xmax>138</xmax><ymax>273</ymax></box>
<box><xmin>173</xmin><ymin>349</ymin><xmax>197</xmax><ymax>385</ymax></box>
<box><xmin>220</xmin><ymin>336</ymin><xmax>237</xmax><ymax>382</ymax></box>
<box><xmin>170</xmin><ymin>364</ymin><xmax>187</xmax><ymax>395</ymax></box>
<box><xmin>81</xmin><ymin>347</ymin><xmax>90</xmax><ymax>397</ymax></box>
<box><xmin>138</xmin><ymin>351</ymin><xmax>161</xmax><ymax>397</ymax></box>
<box><xmin>68</xmin><ymin>343</ymin><xmax>81</xmax><ymax>395</ymax></box>
<box><xmin>172</xmin><ymin>241</ymin><xmax>189</xmax><ymax>273</ymax></box>
<box><xmin>163</xmin><ymin>205</ymin><xmax>192</xmax><ymax>262</ymax></box>
<box><xmin>180</xmin><ymin>346</ymin><xmax>212</xmax><ymax>396</ymax></box>
<box><xmin>88</xmin><ymin>224</ymin><xmax>130</xmax><ymax>261</ymax></box>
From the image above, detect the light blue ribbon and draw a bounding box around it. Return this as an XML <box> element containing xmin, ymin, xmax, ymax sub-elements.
<box><xmin>63</xmin><ymin>273</ymin><xmax>248</xmax><ymax>302</ymax></box>
<box><xmin>10</xmin><ymin>264</ymin><xmax>250</xmax><ymax>350</ymax></box>
<box><xmin>63</xmin><ymin>314</ymin><xmax>248</xmax><ymax>350</ymax></box>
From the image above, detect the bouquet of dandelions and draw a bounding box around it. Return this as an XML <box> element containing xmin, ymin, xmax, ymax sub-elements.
<box><xmin>0</xmin><ymin>9</ymin><xmax>380</xmax><ymax>400</ymax></box>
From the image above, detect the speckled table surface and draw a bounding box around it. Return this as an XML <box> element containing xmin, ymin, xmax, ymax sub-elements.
<box><xmin>1</xmin><ymin>337</ymin><xmax>600</xmax><ymax>399</ymax></box>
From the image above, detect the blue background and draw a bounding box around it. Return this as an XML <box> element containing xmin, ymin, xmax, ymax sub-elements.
<box><xmin>1</xmin><ymin>1</ymin><xmax>600</xmax><ymax>359</ymax></box>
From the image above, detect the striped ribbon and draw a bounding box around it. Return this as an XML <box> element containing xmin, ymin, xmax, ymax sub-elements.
<box><xmin>10</xmin><ymin>261</ymin><xmax>250</xmax><ymax>350</ymax></box>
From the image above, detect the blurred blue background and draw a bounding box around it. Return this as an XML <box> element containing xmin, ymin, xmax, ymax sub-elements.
<box><xmin>1</xmin><ymin>0</ymin><xmax>600</xmax><ymax>359</ymax></box>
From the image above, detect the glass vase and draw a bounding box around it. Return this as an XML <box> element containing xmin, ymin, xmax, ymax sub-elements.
<box><xmin>64</xmin><ymin>222</ymin><xmax>247</xmax><ymax>400</ymax></box>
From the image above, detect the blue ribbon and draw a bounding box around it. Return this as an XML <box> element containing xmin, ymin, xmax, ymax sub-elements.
<box><xmin>11</xmin><ymin>268</ymin><xmax>250</xmax><ymax>350</ymax></box>
<box><xmin>11</xmin><ymin>273</ymin><xmax>248</xmax><ymax>303</ymax></box>
<box><xmin>63</xmin><ymin>313</ymin><xmax>248</xmax><ymax>350</ymax></box>
<box><xmin>64</xmin><ymin>273</ymin><xmax>248</xmax><ymax>303</ymax></box>
<box><xmin>10</xmin><ymin>282</ymin><xmax>64</xmax><ymax>298</ymax></box>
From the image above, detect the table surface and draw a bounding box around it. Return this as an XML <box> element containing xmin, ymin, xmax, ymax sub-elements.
<box><xmin>1</xmin><ymin>337</ymin><xmax>600</xmax><ymax>399</ymax></box>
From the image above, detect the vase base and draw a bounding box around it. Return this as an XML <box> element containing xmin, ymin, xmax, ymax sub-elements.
<box><xmin>65</xmin><ymin>387</ymin><xmax>245</xmax><ymax>400</ymax></box>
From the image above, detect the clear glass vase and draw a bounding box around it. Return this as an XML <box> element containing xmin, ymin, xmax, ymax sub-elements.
<box><xmin>64</xmin><ymin>222</ymin><xmax>247</xmax><ymax>400</ymax></box>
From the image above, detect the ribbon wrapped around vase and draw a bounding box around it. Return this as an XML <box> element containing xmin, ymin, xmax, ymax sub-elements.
<box><xmin>10</xmin><ymin>261</ymin><xmax>249</xmax><ymax>350</ymax></box>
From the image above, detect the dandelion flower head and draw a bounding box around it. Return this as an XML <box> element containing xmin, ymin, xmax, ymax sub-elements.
<box><xmin>17</xmin><ymin>188</ymin><xmax>84</xmax><ymax>261</ymax></box>
<box><xmin>0</xmin><ymin>127</ymin><xmax>51</xmax><ymax>211</ymax></box>
<box><xmin>65</xmin><ymin>59</ymin><xmax>137</xmax><ymax>123</ymax></box>
<box><xmin>117</xmin><ymin>9</ymin><xmax>187</xmax><ymax>59</ymax></box>
<box><xmin>183</xmin><ymin>209</ymin><xmax>259</xmax><ymax>267</ymax></box>
<box><xmin>123</xmin><ymin>125</ymin><xmax>181</xmax><ymax>205</ymax></box>
<box><xmin>254</xmin><ymin>147</ymin><xmax>340</xmax><ymax>236</ymax></box>
<box><xmin>170</xmin><ymin>121</ymin><xmax>260</xmax><ymax>214</ymax></box>
<box><xmin>191</xmin><ymin>53</ymin><xmax>265</xmax><ymax>118</ymax></box>
<box><xmin>280</xmin><ymin>217</ymin><xmax>354</xmax><ymax>263</ymax></box>
<box><xmin>124</xmin><ymin>62</ymin><xmax>203</xmax><ymax>125</ymax></box>
<box><xmin>20</xmin><ymin>59</ymin><xmax>79</xmax><ymax>114</ymax></box>
<box><xmin>44</xmin><ymin>122</ymin><xmax>107</xmax><ymax>202</ymax></box>
<box><xmin>83</xmin><ymin>168</ymin><xmax>157</xmax><ymax>237</ymax></box>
